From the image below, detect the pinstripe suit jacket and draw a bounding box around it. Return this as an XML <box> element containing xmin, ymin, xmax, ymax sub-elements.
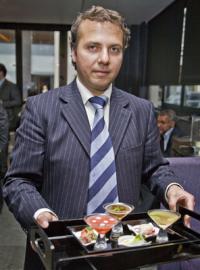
<box><xmin>3</xmin><ymin>80</ymin><xmax>180</xmax><ymax>229</ymax></box>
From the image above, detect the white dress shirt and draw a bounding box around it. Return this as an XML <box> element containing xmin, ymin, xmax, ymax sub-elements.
<box><xmin>163</xmin><ymin>127</ymin><xmax>174</xmax><ymax>151</ymax></box>
<box><xmin>77</xmin><ymin>77</ymin><xmax>112</xmax><ymax>129</ymax></box>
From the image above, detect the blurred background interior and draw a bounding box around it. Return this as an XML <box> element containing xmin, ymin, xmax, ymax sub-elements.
<box><xmin>1</xmin><ymin>0</ymin><xmax>200</xmax><ymax>158</ymax></box>
<box><xmin>1</xmin><ymin>0</ymin><xmax>200</xmax><ymax>269</ymax></box>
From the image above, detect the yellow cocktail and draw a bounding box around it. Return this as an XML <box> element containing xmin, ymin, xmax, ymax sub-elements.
<box><xmin>148</xmin><ymin>209</ymin><xmax>181</xmax><ymax>243</ymax></box>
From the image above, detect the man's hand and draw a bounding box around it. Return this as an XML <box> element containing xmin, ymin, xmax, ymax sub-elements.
<box><xmin>36</xmin><ymin>211</ymin><xmax>58</xmax><ymax>228</ymax></box>
<box><xmin>167</xmin><ymin>185</ymin><xmax>195</xmax><ymax>227</ymax></box>
<box><xmin>31</xmin><ymin>211</ymin><xmax>59</xmax><ymax>252</ymax></box>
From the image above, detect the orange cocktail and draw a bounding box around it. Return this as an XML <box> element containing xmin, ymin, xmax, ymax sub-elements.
<box><xmin>104</xmin><ymin>202</ymin><xmax>134</xmax><ymax>221</ymax></box>
<box><xmin>104</xmin><ymin>202</ymin><xmax>134</xmax><ymax>238</ymax></box>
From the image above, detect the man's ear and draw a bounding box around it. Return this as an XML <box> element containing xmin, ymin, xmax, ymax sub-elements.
<box><xmin>71</xmin><ymin>48</ymin><xmax>77</xmax><ymax>64</ymax></box>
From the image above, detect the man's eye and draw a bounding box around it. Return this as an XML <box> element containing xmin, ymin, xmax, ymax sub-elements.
<box><xmin>110</xmin><ymin>47</ymin><xmax>122</xmax><ymax>54</ymax></box>
<box><xmin>88</xmin><ymin>45</ymin><xmax>98</xmax><ymax>52</ymax></box>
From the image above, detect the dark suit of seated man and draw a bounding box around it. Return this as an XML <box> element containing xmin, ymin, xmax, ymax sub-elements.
<box><xmin>157</xmin><ymin>109</ymin><xmax>184</xmax><ymax>157</ymax></box>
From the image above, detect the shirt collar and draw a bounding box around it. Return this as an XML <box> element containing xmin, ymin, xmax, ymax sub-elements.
<box><xmin>76</xmin><ymin>77</ymin><xmax>112</xmax><ymax>106</ymax></box>
<box><xmin>164</xmin><ymin>127</ymin><xmax>174</xmax><ymax>139</ymax></box>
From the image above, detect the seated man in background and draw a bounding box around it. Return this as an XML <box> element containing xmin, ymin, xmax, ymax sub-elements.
<box><xmin>157</xmin><ymin>109</ymin><xmax>184</xmax><ymax>157</ymax></box>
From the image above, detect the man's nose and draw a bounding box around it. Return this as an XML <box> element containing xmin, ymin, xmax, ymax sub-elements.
<box><xmin>98</xmin><ymin>49</ymin><xmax>109</xmax><ymax>64</ymax></box>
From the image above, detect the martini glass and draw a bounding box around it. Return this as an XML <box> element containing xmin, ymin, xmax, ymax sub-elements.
<box><xmin>148</xmin><ymin>209</ymin><xmax>181</xmax><ymax>243</ymax></box>
<box><xmin>84</xmin><ymin>213</ymin><xmax>118</xmax><ymax>250</ymax></box>
<box><xmin>104</xmin><ymin>202</ymin><xmax>134</xmax><ymax>239</ymax></box>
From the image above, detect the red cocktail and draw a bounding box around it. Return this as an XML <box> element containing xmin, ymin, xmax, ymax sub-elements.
<box><xmin>84</xmin><ymin>213</ymin><xmax>118</xmax><ymax>250</ymax></box>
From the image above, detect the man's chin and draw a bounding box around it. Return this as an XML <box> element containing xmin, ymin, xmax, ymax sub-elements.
<box><xmin>91</xmin><ymin>81</ymin><xmax>111</xmax><ymax>92</ymax></box>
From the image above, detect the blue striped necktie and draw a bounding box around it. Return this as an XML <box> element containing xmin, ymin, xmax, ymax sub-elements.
<box><xmin>87</xmin><ymin>96</ymin><xmax>119</xmax><ymax>214</ymax></box>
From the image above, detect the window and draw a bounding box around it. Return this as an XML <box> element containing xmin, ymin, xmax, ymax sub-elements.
<box><xmin>164</xmin><ymin>85</ymin><xmax>182</xmax><ymax>105</ymax></box>
<box><xmin>148</xmin><ymin>85</ymin><xmax>162</xmax><ymax>108</ymax></box>
<box><xmin>184</xmin><ymin>85</ymin><xmax>200</xmax><ymax>108</ymax></box>
<box><xmin>22</xmin><ymin>30</ymin><xmax>59</xmax><ymax>99</ymax></box>
<box><xmin>0</xmin><ymin>29</ymin><xmax>16</xmax><ymax>82</ymax></box>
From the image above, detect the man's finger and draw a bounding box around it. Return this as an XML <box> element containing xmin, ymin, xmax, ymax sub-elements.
<box><xmin>36</xmin><ymin>212</ymin><xmax>58</xmax><ymax>228</ymax></box>
<box><xmin>168</xmin><ymin>195</ymin><xmax>181</xmax><ymax>211</ymax></box>
<box><xmin>184</xmin><ymin>214</ymin><xmax>191</xmax><ymax>228</ymax></box>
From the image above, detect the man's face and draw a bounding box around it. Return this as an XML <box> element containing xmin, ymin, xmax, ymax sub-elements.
<box><xmin>157</xmin><ymin>115</ymin><xmax>175</xmax><ymax>135</ymax></box>
<box><xmin>72</xmin><ymin>19</ymin><xmax>124</xmax><ymax>96</ymax></box>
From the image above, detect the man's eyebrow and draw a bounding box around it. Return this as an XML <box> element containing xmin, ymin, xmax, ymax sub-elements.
<box><xmin>86</xmin><ymin>41</ymin><xmax>100</xmax><ymax>45</ymax></box>
<box><xmin>85</xmin><ymin>41</ymin><xmax>122</xmax><ymax>46</ymax></box>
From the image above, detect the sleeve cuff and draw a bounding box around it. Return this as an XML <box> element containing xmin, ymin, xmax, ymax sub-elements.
<box><xmin>165</xmin><ymin>182</ymin><xmax>184</xmax><ymax>202</ymax></box>
<box><xmin>33</xmin><ymin>208</ymin><xmax>58</xmax><ymax>220</ymax></box>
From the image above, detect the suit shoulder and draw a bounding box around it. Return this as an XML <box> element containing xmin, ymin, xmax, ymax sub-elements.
<box><xmin>172</xmin><ymin>126</ymin><xmax>185</xmax><ymax>137</ymax></box>
<box><xmin>115</xmin><ymin>88</ymin><xmax>153</xmax><ymax>109</ymax></box>
<box><xmin>3</xmin><ymin>79</ymin><xmax>18</xmax><ymax>89</ymax></box>
<box><xmin>27</xmin><ymin>85</ymin><xmax>67</xmax><ymax>104</ymax></box>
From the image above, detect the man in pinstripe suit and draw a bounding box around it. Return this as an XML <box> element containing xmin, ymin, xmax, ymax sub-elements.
<box><xmin>3</xmin><ymin>6</ymin><xmax>194</xmax><ymax>270</ymax></box>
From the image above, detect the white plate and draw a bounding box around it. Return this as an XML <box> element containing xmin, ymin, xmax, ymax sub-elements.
<box><xmin>72</xmin><ymin>230</ymin><xmax>98</xmax><ymax>246</ymax></box>
<box><xmin>127</xmin><ymin>223</ymin><xmax>159</xmax><ymax>238</ymax></box>
<box><xmin>118</xmin><ymin>235</ymin><xmax>151</xmax><ymax>247</ymax></box>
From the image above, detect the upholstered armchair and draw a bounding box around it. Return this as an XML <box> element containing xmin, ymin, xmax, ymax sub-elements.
<box><xmin>158</xmin><ymin>157</ymin><xmax>200</xmax><ymax>270</ymax></box>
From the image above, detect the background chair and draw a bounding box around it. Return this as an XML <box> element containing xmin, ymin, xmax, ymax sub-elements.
<box><xmin>158</xmin><ymin>157</ymin><xmax>200</xmax><ymax>270</ymax></box>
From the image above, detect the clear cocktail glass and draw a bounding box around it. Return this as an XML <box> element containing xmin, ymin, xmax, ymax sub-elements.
<box><xmin>147</xmin><ymin>209</ymin><xmax>181</xmax><ymax>243</ymax></box>
<box><xmin>84</xmin><ymin>213</ymin><xmax>118</xmax><ymax>250</ymax></box>
<box><xmin>104</xmin><ymin>202</ymin><xmax>134</xmax><ymax>239</ymax></box>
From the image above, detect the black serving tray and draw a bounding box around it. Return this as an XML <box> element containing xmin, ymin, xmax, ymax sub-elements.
<box><xmin>30</xmin><ymin>207</ymin><xmax>200</xmax><ymax>270</ymax></box>
<box><xmin>67</xmin><ymin>221</ymin><xmax>186</xmax><ymax>254</ymax></box>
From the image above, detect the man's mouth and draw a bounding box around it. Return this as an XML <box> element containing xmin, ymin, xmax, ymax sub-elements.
<box><xmin>94</xmin><ymin>70</ymin><xmax>110</xmax><ymax>76</ymax></box>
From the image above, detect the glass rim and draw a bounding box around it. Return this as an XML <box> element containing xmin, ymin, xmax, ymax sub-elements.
<box><xmin>103</xmin><ymin>202</ymin><xmax>135</xmax><ymax>213</ymax></box>
<box><xmin>84</xmin><ymin>212</ymin><xmax>118</xmax><ymax>220</ymax></box>
<box><xmin>103</xmin><ymin>202</ymin><xmax>134</xmax><ymax>208</ymax></box>
<box><xmin>147</xmin><ymin>209</ymin><xmax>181</xmax><ymax>217</ymax></box>
<box><xmin>83</xmin><ymin>212</ymin><xmax>119</xmax><ymax>226</ymax></box>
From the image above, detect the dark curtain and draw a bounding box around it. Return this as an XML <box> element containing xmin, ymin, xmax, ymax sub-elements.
<box><xmin>182</xmin><ymin>0</ymin><xmax>200</xmax><ymax>84</ymax></box>
<box><xmin>146</xmin><ymin>0</ymin><xmax>185</xmax><ymax>85</ymax></box>
<box><xmin>115</xmin><ymin>24</ymin><xmax>148</xmax><ymax>97</ymax></box>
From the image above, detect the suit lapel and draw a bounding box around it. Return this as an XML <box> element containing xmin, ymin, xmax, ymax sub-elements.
<box><xmin>59</xmin><ymin>81</ymin><xmax>91</xmax><ymax>156</ymax></box>
<box><xmin>59</xmin><ymin>83</ymin><xmax>132</xmax><ymax>157</ymax></box>
<box><xmin>109</xmin><ymin>87</ymin><xmax>132</xmax><ymax>155</ymax></box>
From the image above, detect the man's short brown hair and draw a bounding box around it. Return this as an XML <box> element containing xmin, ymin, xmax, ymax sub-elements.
<box><xmin>71</xmin><ymin>5</ymin><xmax>131</xmax><ymax>50</ymax></box>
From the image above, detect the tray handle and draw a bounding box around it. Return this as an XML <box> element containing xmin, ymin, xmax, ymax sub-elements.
<box><xmin>30</xmin><ymin>226</ymin><xmax>54</xmax><ymax>269</ymax></box>
<box><xmin>179</xmin><ymin>206</ymin><xmax>200</xmax><ymax>221</ymax></box>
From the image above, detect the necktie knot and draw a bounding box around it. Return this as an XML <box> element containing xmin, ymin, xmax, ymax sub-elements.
<box><xmin>89</xmin><ymin>96</ymin><xmax>108</xmax><ymax>110</ymax></box>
